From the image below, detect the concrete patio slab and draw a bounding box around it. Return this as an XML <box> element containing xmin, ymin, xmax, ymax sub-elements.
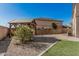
<box><xmin>34</xmin><ymin>34</ymin><xmax>79</xmax><ymax>41</ymax></box>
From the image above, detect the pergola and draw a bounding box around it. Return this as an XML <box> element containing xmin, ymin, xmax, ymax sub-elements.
<box><xmin>8</xmin><ymin>19</ymin><xmax>36</xmax><ymax>37</ymax></box>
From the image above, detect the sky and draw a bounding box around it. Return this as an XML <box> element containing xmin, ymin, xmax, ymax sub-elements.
<box><xmin>0</xmin><ymin>3</ymin><xmax>72</xmax><ymax>27</ymax></box>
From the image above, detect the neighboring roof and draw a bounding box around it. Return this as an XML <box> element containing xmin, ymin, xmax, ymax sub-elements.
<box><xmin>33</xmin><ymin>18</ymin><xmax>63</xmax><ymax>22</ymax></box>
<box><xmin>62</xmin><ymin>25</ymin><xmax>68</xmax><ymax>28</ymax></box>
<box><xmin>9</xmin><ymin>18</ymin><xmax>63</xmax><ymax>24</ymax></box>
<box><xmin>63</xmin><ymin>25</ymin><xmax>71</xmax><ymax>28</ymax></box>
<box><xmin>9</xmin><ymin>19</ymin><xmax>32</xmax><ymax>24</ymax></box>
<box><xmin>0</xmin><ymin>25</ymin><xmax>8</xmax><ymax>28</ymax></box>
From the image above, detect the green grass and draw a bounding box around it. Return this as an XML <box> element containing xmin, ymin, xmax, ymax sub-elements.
<box><xmin>43</xmin><ymin>40</ymin><xmax>79</xmax><ymax>56</ymax></box>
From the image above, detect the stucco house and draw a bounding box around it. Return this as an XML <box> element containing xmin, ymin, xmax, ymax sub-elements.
<box><xmin>8</xmin><ymin>18</ymin><xmax>63</xmax><ymax>35</ymax></box>
<box><xmin>33</xmin><ymin>18</ymin><xmax>63</xmax><ymax>35</ymax></box>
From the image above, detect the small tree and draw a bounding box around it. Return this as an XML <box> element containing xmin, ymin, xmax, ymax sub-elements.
<box><xmin>14</xmin><ymin>25</ymin><xmax>34</xmax><ymax>44</ymax></box>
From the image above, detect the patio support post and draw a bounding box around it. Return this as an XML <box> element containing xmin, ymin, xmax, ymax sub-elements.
<box><xmin>8</xmin><ymin>23</ymin><xmax>12</xmax><ymax>38</ymax></box>
<box><xmin>35</xmin><ymin>25</ymin><xmax>37</xmax><ymax>35</ymax></box>
<box><xmin>33</xmin><ymin>20</ymin><xmax>37</xmax><ymax>35</ymax></box>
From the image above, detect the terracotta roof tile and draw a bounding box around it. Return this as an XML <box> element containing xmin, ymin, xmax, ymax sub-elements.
<box><xmin>33</xmin><ymin>18</ymin><xmax>63</xmax><ymax>22</ymax></box>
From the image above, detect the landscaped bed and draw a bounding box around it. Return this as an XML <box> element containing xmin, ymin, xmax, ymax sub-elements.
<box><xmin>5</xmin><ymin>36</ymin><xmax>58</xmax><ymax>56</ymax></box>
<box><xmin>43</xmin><ymin>40</ymin><xmax>79</xmax><ymax>56</ymax></box>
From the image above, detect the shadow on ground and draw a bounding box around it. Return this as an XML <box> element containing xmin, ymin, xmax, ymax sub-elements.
<box><xmin>0</xmin><ymin>37</ymin><xmax>11</xmax><ymax>54</ymax></box>
<box><xmin>33</xmin><ymin>36</ymin><xmax>59</xmax><ymax>43</ymax></box>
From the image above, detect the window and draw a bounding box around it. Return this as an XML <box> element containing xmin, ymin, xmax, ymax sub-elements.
<box><xmin>52</xmin><ymin>23</ymin><xmax>57</xmax><ymax>29</ymax></box>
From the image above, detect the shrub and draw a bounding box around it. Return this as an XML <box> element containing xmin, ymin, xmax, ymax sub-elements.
<box><xmin>14</xmin><ymin>25</ymin><xmax>34</xmax><ymax>44</ymax></box>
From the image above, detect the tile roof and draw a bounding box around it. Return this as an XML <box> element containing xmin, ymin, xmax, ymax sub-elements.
<box><xmin>33</xmin><ymin>18</ymin><xmax>63</xmax><ymax>22</ymax></box>
<box><xmin>9</xmin><ymin>18</ymin><xmax>63</xmax><ymax>24</ymax></box>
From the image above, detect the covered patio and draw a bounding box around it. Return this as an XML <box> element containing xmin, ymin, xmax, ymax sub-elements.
<box><xmin>8</xmin><ymin>19</ymin><xmax>36</xmax><ymax>37</ymax></box>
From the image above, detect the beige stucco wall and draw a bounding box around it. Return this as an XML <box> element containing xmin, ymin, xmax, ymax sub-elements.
<box><xmin>0</xmin><ymin>26</ymin><xmax>8</xmax><ymax>40</ymax></box>
<box><xmin>72</xmin><ymin>3</ymin><xmax>76</xmax><ymax>36</ymax></box>
<box><xmin>73</xmin><ymin>3</ymin><xmax>79</xmax><ymax>37</ymax></box>
<box><xmin>35</xmin><ymin>20</ymin><xmax>63</xmax><ymax>34</ymax></box>
<box><xmin>36</xmin><ymin>20</ymin><xmax>54</xmax><ymax>28</ymax></box>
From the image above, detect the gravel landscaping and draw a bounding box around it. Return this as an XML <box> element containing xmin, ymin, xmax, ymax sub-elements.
<box><xmin>5</xmin><ymin>36</ymin><xmax>58</xmax><ymax>56</ymax></box>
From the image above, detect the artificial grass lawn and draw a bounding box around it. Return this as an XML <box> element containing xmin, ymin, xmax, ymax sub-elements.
<box><xmin>43</xmin><ymin>40</ymin><xmax>79</xmax><ymax>56</ymax></box>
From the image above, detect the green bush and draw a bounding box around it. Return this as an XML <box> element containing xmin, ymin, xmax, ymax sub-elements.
<box><xmin>14</xmin><ymin>25</ymin><xmax>34</xmax><ymax>44</ymax></box>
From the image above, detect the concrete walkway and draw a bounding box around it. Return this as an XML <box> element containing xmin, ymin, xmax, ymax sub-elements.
<box><xmin>34</xmin><ymin>34</ymin><xmax>79</xmax><ymax>42</ymax></box>
<box><xmin>52</xmin><ymin>34</ymin><xmax>79</xmax><ymax>41</ymax></box>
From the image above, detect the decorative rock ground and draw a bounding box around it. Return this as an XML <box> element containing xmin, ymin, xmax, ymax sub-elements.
<box><xmin>5</xmin><ymin>36</ymin><xmax>58</xmax><ymax>56</ymax></box>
